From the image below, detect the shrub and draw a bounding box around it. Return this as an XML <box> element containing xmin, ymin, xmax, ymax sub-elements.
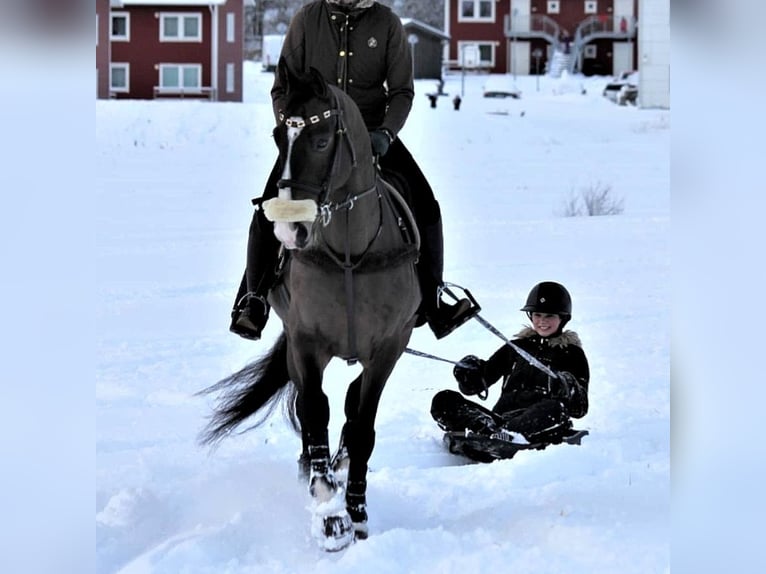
<box><xmin>561</xmin><ymin>182</ymin><xmax>624</xmax><ymax>217</ymax></box>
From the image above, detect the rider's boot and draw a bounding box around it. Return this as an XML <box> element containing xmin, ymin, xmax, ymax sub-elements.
<box><xmin>229</xmin><ymin>209</ymin><xmax>278</xmax><ymax>340</ymax></box>
<box><xmin>418</xmin><ymin>218</ymin><xmax>479</xmax><ymax>339</ymax></box>
<box><xmin>229</xmin><ymin>273</ymin><xmax>269</xmax><ymax>340</ymax></box>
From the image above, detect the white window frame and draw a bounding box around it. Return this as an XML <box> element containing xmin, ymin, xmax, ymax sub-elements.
<box><xmin>160</xmin><ymin>13</ymin><xmax>202</xmax><ymax>42</ymax></box>
<box><xmin>226</xmin><ymin>63</ymin><xmax>235</xmax><ymax>93</ymax></box>
<box><xmin>110</xmin><ymin>63</ymin><xmax>130</xmax><ymax>92</ymax></box>
<box><xmin>110</xmin><ymin>12</ymin><xmax>130</xmax><ymax>42</ymax></box>
<box><xmin>457</xmin><ymin>0</ymin><xmax>495</xmax><ymax>23</ymax></box>
<box><xmin>584</xmin><ymin>44</ymin><xmax>597</xmax><ymax>58</ymax></box>
<box><xmin>547</xmin><ymin>1</ymin><xmax>560</xmax><ymax>14</ymax></box>
<box><xmin>457</xmin><ymin>41</ymin><xmax>496</xmax><ymax>68</ymax></box>
<box><xmin>226</xmin><ymin>13</ymin><xmax>235</xmax><ymax>43</ymax></box>
<box><xmin>158</xmin><ymin>63</ymin><xmax>203</xmax><ymax>91</ymax></box>
<box><xmin>584</xmin><ymin>1</ymin><xmax>598</xmax><ymax>15</ymax></box>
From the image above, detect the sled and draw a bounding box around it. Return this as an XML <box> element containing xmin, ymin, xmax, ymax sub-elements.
<box><xmin>443</xmin><ymin>429</ymin><xmax>589</xmax><ymax>463</ymax></box>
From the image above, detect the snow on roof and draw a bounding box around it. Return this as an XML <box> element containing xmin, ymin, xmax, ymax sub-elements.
<box><xmin>113</xmin><ymin>0</ymin><xmax>228</xmax><ymax>7</ymax></box>
<box><xmin>400</xmin><ymin>18</ymin><xmax>450</xmax><ymax>40</ymax></box>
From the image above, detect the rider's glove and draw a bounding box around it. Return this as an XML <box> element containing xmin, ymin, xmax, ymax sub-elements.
<box><xmin>369</xmin><ymin>129</ymin><xmax>393</xmax><ymax>157</ymax></box>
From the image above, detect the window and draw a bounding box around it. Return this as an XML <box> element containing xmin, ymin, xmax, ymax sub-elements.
<box><xmin>584</xmin><ymin>44</ymin><xmax>597</xmax><ymax>58</ymax></box>
<box><xmin>547</xmin><ymin>1</ymin><xmax>560</xmax><ymax>14</ymax></box>
<box><xmin>226</xmin><ymin>13</ymin><xmax>235</xmax><ymax>43</ymax></box>
<box><xmin>110</xmin><ymin>12</ymin><xmax>129</xmax><ymax>41</ymax></box>
<box><xmin>458</xmin><ymin>0</ymin><xmax>494</xmax><ymax>22</ymax></box>
<box><xmin>226</xmin><ymin>63</ymin><xmax>235</xmax><ymax>93</ymax></box>
<box><xmin>160</xmin><ymin>13</ymin><xmax>202</xmax><ymax>42</ymax></box>
<box><xmin>584</xmin><ymin>1</ymin><xmax>598</xmax><ymax>14</ymax></box>
<box><xmin>110</xmin><ymin>63</ymin><xmax>130</xmax><ymax>92</ymax></box>
<box><xmin>458</xmin><ymin>41</ymin><xmax>495</xmax><ymax>68</ymax></box>
<box><xmin>478</xmin><ymin>44</ymin><xmax>494</xmax><ymax>65</ymax></box>
<box><xmin>159</xmin><ymin>64</ymin><xmax>202</xmax><ymax>91</ymax></box>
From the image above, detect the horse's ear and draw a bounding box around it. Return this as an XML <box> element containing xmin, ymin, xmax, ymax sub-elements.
<box><xmin>307</xmin><ymin>67</ymin><xmax>328</xmax><ymax>98</ymax></box>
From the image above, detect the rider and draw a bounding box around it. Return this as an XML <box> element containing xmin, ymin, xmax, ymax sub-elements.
<box><xmin>431</xmin><ymin>282</ymin><xmax>590</xmax><ymax>445</ymax></box>
<box><xmin>229</xmin><ymin>0</ymin><xmax>479</xmax><ymax>341</ymax></box>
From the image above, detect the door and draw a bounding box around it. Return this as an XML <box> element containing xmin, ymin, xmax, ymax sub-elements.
<box><xmin>508</xmin><ymin>40</ymin><xmax>530</xmax><ymax>75</ymax></box>
<box><xmin>511</xmin><ymin>0</ymin><xmax>531</xmax><ymax>33</ymax></box>
<box><xmin>612</xmin><ymin>41</ymin><xmax>634</xmax><ymax>75</ymax></box>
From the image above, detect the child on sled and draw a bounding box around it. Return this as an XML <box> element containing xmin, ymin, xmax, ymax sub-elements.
<box><xmin>431</xmin><ymin>281</ymin><xmax>590</xmax><ymax>450</ymax></box>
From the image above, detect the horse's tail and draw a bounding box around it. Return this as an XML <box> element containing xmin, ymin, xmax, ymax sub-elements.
<box><xmin>198</xmin><ymin>332</ymin><xmax>299</xmax><ymax>445</ymax></box>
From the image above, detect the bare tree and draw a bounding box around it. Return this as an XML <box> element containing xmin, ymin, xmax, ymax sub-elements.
<box><xmin>383</xmin><ymin>0</ymin><xmax>444</xmax><ymax>29</ymax></box>
<box><xmin>248</xmin><ymin>1</ymin><xmax>446</xmax><ymax>39</ymax></box>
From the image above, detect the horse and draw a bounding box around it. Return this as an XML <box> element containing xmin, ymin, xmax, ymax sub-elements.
<box><xmin>200</xmin><ymin>63</ymin><xmax>422</xmax><ymax>551</ymax></box>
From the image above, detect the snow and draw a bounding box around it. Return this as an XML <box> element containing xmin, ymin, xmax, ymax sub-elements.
<box><xmin>95</xmin><ymin>62</ymin><xmax>669</xmax><ymax>573</ymax></box>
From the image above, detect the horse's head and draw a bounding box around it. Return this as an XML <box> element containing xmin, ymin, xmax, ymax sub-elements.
<box><xmin>264</xmin><ymin>61</ymin><xmax>373</xmax><ymax>250</ymax></box>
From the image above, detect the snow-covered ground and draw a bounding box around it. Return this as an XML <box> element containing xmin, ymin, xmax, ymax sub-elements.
<box><xmin>95</xmin><ymin>61</ymin><xmax>669</xmax><ymax>573</ymax></box>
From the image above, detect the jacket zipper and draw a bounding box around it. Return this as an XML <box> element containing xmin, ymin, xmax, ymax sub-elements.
<box><xmin>339</xmin><ymin>14</ymin><xmax>350</xmax><ymax>92</ymax></box>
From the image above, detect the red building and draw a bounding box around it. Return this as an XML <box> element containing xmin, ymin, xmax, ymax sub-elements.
<box><xmin>96</xmin><ymin>0</ymin><xmax>247</xmax><ymax>101</ymax></box>
<box><xmin>444</xmin><ymin>0</ymin><xmax>638</xmax><ymax>77</ymax></box>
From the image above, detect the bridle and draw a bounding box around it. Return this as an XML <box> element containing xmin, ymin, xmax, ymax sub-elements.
<box><xmin>275</xmin><ymin>89</ymin><xmax>378</xmax><ymax>227</ymax></box>
<box><xmin>275</xmin><ymin>87</ymin><xmax>384</xmax><ymax>364</ymax></box>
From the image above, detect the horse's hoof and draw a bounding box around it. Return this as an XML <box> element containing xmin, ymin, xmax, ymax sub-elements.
<box><xmin>353</xmin><ymin>520</ymin><xmax>369</xmax><ymax>540</ymax></box>
<box><xmin>312</xmin><ymin>512</ymin><xmax>354</xmax><ymax>552</ymax></box>
<box><xmin>309</xmin><ymin>472</ymin><xmax>339</xmax><ymax>503</ymax></box>
<box><xmin>330</xmin><ymin>446</ymin><xmax>349</xmax><ymax>485</ymax></box>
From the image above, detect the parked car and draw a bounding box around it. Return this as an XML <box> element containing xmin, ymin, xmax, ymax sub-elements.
<box><xmin>603</xmin><ymin>71</ymin><xmax>638</xmax><ymax>105</ymax></box>
<box><xmin>482</xmin><ymin>75</ymin><xmax>521</xmax><ymax>99</ymax></box>
<box><xmin>262</xmin><ymin>35</ymin><xmax>285</xmax><ymax>72</ymax></box>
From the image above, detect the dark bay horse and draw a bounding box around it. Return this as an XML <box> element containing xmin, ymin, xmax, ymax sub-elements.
<box><xmin>200</xmin><ymin>64</ymin><xmax>421</xmax><ymax>551</ymax></box>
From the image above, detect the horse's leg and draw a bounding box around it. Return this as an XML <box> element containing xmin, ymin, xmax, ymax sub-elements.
<box><xmin>296</xmin><ymin>387</ymin><xmax>311</xmax><ymax>482</ymax></box>
<box><xmin>290</xmin><ymin>346</ymin><xmax>354</xmax><ymax>551</ymax></box>
<box><xmin>343</xmin><ymin>347</ymin><xmax>403</xmax><ymax>539</ymax></box>
<box><xmin>330</xmin><ymin>374</ymin><xmax>362</xmax><ymax>484</ymax></box>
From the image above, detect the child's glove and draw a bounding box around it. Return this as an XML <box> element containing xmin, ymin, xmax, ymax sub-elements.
<box><xmin>549</xmin><ymin>371</ymin><xmax>576</xmax><ymax>399</ymax></box>
<box><xmin>453</xmin><ymin>355</ymin><xmax>488</xmax><ymax>397</ymax></box>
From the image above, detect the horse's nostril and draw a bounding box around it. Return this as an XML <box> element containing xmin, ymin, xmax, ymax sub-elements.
<box><xmin>296</xmin><ymin>224</ymin><xmax>308</xmax><ymax>247</ymax></box>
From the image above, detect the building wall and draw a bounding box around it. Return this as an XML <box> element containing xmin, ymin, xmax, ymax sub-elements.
<box><xmin>110</xmin><ymin>7</ymin><xmax>213</xmax><ymax>100</ymax></box>
<box><xmin>216</xmin><ymin>1</ymin><xmax>244</xmax><ymax>102</ymax></box>
<box><xmin>404</xmin><ymin>26</ymin><xmax>447</xmax><ymax>79</ymax></box>
<box><xmin>96</xmin><ymin>0</ymin><xmax>111</xmax><ymax>98</ymax></box>
<box><xmin>448</xmin><ymin>1</ymin><xmax>629</xmax><ymax>75</ymax></box>
<box><xmin>446</xmin><ymin>0</ymin><xmax>509</xmax><ymax>72</ymax></box>
<box><xmin>637</xmin><ymin>0</ymin><xmax>669</xmax><ymax>108</ymax></box>
<box><xmin>97</xmin><ymin>1</ymin><xmax>244</xmax><ymax>102</ymax></box>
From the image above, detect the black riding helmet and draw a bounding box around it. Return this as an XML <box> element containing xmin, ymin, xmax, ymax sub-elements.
<box><xmin>521</xmin><ymin>281</ymin><xmax>572</xmax><ymax>331</ymax></box>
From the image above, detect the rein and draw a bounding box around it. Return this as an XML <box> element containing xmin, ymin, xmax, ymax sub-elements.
<box><xmin>404</xmin><ymin>301</ymin><xmax>560</xmax><ymax>396</ymax></box>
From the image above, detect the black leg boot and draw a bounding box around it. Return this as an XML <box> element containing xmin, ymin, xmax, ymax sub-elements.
<box><xmin>229</xmin><ymin>207</ymin><xmax>279</xmax><ymax>340</ymax></box>
<box><xmin>418</xmin><ymin>218</ymin><xmax>478</xmax><ymax>339</ymax></box>
<box><xmin>346</xmin><ymin>479</ymin><xmax>369</xmax><ymax>539</ymax></box>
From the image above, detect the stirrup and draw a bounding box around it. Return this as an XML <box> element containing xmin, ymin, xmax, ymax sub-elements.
<box><xmin>429</xmin><ymin>282</ymin><xmax>481</xmax><ymax>339</ymax></box>
<box><xmin>440</xmin><ymin>282</ymin><xmax>481</xmax><ymax>314</ymax></box>
<box><xmin>234</xmin><ymin>291</ymin><xmax>268</xmax><ymax>313</ymax></box>
<box><xmin>229</xmin><ymin>292</ymin><xmax>268</xmax><ymax>340</ymax></box>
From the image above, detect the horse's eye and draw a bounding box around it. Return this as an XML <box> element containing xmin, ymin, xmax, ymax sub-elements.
<box><xmin>316</xmin><ymin>138</ymin><xmax>329</xmax><ymax>150</ymax></box>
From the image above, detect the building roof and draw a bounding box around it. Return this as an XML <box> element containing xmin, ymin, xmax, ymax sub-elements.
<box><xmin>111</xmin><ymin>0</ymin><xmax>229</xmax><ymax>7</ymax></box>
<box><xmin>400</xmin><ymin>18</ymin><xmax>450</xmax><ymax>41</ymax></box>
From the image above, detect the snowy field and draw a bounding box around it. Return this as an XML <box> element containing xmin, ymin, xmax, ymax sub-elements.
<box><xmin>95</xmin><ymin>61</ymin><xmax>670</xmax><ymax>573</ymax></box>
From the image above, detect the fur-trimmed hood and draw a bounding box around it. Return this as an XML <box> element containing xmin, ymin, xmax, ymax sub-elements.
<box><xmin>514</xmin><ymin>326</ymin><xmax>582</xmax><ymax>348</ymax></box>
<box><xmin>326</xmin><ymin>0</ymin><xmax>375</xmax><ymax>9</ymax></box>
